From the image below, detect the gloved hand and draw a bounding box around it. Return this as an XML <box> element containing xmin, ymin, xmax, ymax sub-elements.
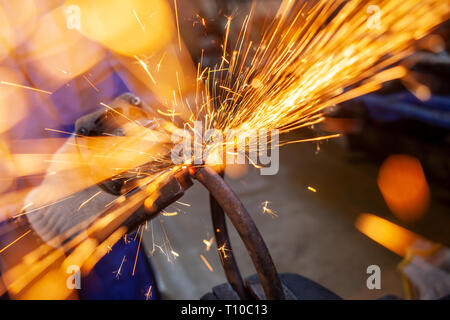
<box><xmin>25</xmin><ymin>135</ymin><xmax>117</xmax><ymax>248</ymax></box>
<box><xmin>25</xmin><ymin>93</ymin><xmax>172</xmax><ymax>248</ymax></box>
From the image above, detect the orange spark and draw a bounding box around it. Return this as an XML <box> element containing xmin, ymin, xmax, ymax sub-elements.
<box><xmin>0</xmin><ymin>230</ymin><xmax>32</xmax><ymax>254</ymax></box>
<box><xmin>132</xmin><ymin>226</ymin><xmax>144</xmax><ymax>276</ymax></box>
<box><xmin>200</xmin><ymin>254</ymin><xmax>213</xmax><ymax>272</ymax></box>
<box><xmin>173</xmin><ymin>0</ymin><xmax>182</xmax><ymax>51</ymax></box>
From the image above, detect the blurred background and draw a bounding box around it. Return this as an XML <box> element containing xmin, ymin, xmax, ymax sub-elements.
<box><xmin>0</xmin><ymin>0</ymin><xmax>449</xmax><ymax>299</ymax></box>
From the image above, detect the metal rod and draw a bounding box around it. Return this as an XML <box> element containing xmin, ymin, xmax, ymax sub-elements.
<box><xmin>210</xmin><ymin>181</ymin><xmax>250</xmax><ymax>299</ymax></box>
<box><xmin>193</xmin><ymin>166</ymin><xmax>285</xmax><ymax>300</ymax></box>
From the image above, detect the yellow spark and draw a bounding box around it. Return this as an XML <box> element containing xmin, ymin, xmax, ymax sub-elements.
<box><xmin>133</xmin><ymin>9</ymin><xmax>145</xmax><ymax>31</ymax></box>
<box><xmin>20</xmin><ymin>202</ymin><xmax>33</xmax><ymax>213</ymax></box>
<box><xmin>221</xmin><ymin>16</ymin><xmax>232</xmax><ymax>65</ymax></box>
<box><xmin>206</xmin><ymin>0</ymin><xmax>448</xmax><ymax>157</ymax></box>
<box><xmin>13</xmin><ymin>195</ymin><xmax>74</xmax><ymax>218</ymax></box>
<box><xmin>100</xmin><ymin>102</ymin><xmax>142</xmax><ymax>125</ymax></box>
<box><xmin>0</xmin><ymin>81</ymin><xmax>52</xmax><ymax>95</ymax></box>
<box><xmin>307</xmin><ymin>186</ymin><xmax>317</xmax><ymax>193</ymax></box>
<box><xmin>78</xmin><ymin>191</ymin><xmax>102</xmax><ymax>211</ymax></box>
<box><xmin>156</xmin><ymin>52</ymin><xmax>167</xmax><ymax>72</ymax></box>
<box><xmin>162</xmin><ymin>210</ymin><xmax>178</xmax><ymax>217</ymax></box>
<box><xmin>203</xmin><ymin>237</ymin><xmax>214</xmax><ymax>251</ymax></box>
<box><xmin>217</xmin><ymin>244</ymin><xmax>231</xmax><ymax>259</ymax></box>
<box><xmin>171</xmin><ymin>250</ymin><xmax>179</xmax><ymax>257</ymax></box>
<box><xmin>280</xmin><ymin>134</ymin><xmax>342</xmax><ymax>146</ymax></box>
<box><xmin>157</xmin><ymin>109</ymin><xmax>182</xmax><ymax>117</ymax></box>
<box><xmin>218</xmin><ymin>85</ymin><xmax>242</xmax><ymax>97</ymax></box>
<box><xmin>261</xmin><ymin>201</ymin><xmax>278</xmax><ymax>218</ymax></box>
<box><xmin>134</xmin><ymin>55</ymin><xmax>156</xmax><ymax>84</ymax></box>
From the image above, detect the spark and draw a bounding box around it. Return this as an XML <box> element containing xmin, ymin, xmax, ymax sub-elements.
<box><xmin>100</xmin><ymin>101</ymin><xmax>143</xmax><ymax>125</ymax></box>
<box><xmin>114</xmin><ymin>256</ymin><xmax>126</xmax><ymax>279</ymax></box>
<box><xmin>156</xmin><ymin>52</ymin><xmax>167</xmax><ymax>72</ymax></box>
<box><xmin>78</xmin><ymin>191</ymin><xmax>102</xmax><ymax>211</ymax></box>
<box><xmin>83</xmin><ymin>75</ymin><xmax>100</xmax><ymax>92</ymax></box>
<box><xmin>221</xmin><ymin>16</ymin><xmax>232</xmax><ymax>66</ymax></box>
<box><xmin>144</xmin><ymin>285</ymin><xmax>153</xmax><ymax>300</ymax></box>
<box><xmin>307</xmin><ymin>186</ymin><xmax>317</xmax><ymax>193</ymax></box>
<box><xmin>175</xmin><ymin>201</ymin><xmax>191</xmax><ymax>207</ymax></box>
<box><xmin>204</xmin><ymin>0</ymin><xmax>448</xmax><ymax>161</ymax></box>
<box><xmin>13</xmin><ymin>195</ymin><xmax>74</xmax><ymax>218</ymax></box>
<box><xmin>19</xmin><ymin>202</ymin><xmax>33</xmax><ymax>213</ymax></box>
<box><xmin>0</xmin><ymin>81</ymin><xmax>52</xmax><ymax>95</ymax></box>
<box><xmin>218</xmin><ymin>85</ymin><xmax>242</xmax><ymax>97</ymax></box>
<box><xmin>0</xmin><ymin>230</ymin><xmax>32</xmax><ymax>254</ymax></box>
<box><xmin>162</xmin><ymin>210</ymin><xmax>178</xmax><ymax>217</ymax></box>
<box><xmin>279</xmin><ymin>134</ymin><xmax>342</xmax><ymax>146</ymax></box>
<box><xmin>200</xmin><ymin>254</ymin><xmax>213</xmax><ymax>272</ymax></box>
<box><xmin>44</xmin><ymin>128</ymin><xmax>77</xmax><ymax>136</ymax></box>
<box><xmin>173</xmin><ymin>0</ymin><xmax>182</xmax><ymax>51</ymax></box>
<box><xmin>133</xmin><ymin>9</ymin><xmax>145</xmax><ymax>31</ymax></box>
<box><xmin>217</xmin><ymin>244</ymin><xmax>231</xmax><ymax>259</ymax></box>
<box><xmin>132</xmin><ymin>226</ymin><xmax>144</xmax><ymax>276</ymax></box>
<box><xmin>171</xmin><ymin>250</ymin><xmax>179</xmax><ymax>258</ymax></box>
<box><xmin>203</xmin><ymin>237</ymin><xmax>214</xmax><ymax>251</ymax></box>
<box><xmin>157</xmin><ymin>109</ymin><xmax>182</xmax><ymax>117</ymax></box>
<box><xmin>261</xmin><ymin>201</ymin><xmax>278</xmax><ymax>218</ymax></box>
<box><xmin>134</xmin><ymin>56</ymin><xmax>156</xmax><ymax>84</ymax></box>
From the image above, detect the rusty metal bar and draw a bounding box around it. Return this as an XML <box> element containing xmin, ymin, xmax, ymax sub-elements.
<box><xmin>210</xmin><ymin>185</ymin><xmax>250</xmax><ymax>299</ymax></box>
<box><xmin>193</xmin><ymin>166</ymin><xmax>285</xmax><ymax>300</ymax></box>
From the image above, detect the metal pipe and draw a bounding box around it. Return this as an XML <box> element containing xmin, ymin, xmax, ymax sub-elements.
<box><xmin>210</xmin><ymin>187</ymin><xmax>250</xmax><ymax>299</ymax></box>
<box><xmin>192</xmin><ymin>166</ymin><xmax>285</xmax><ymax>300</ymax></box>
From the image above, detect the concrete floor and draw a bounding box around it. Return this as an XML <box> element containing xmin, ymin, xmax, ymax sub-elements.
<box><xmin>143</xmin><ymin>132</ymin><xmax>450</xmax><ymax>299</ymax></box>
